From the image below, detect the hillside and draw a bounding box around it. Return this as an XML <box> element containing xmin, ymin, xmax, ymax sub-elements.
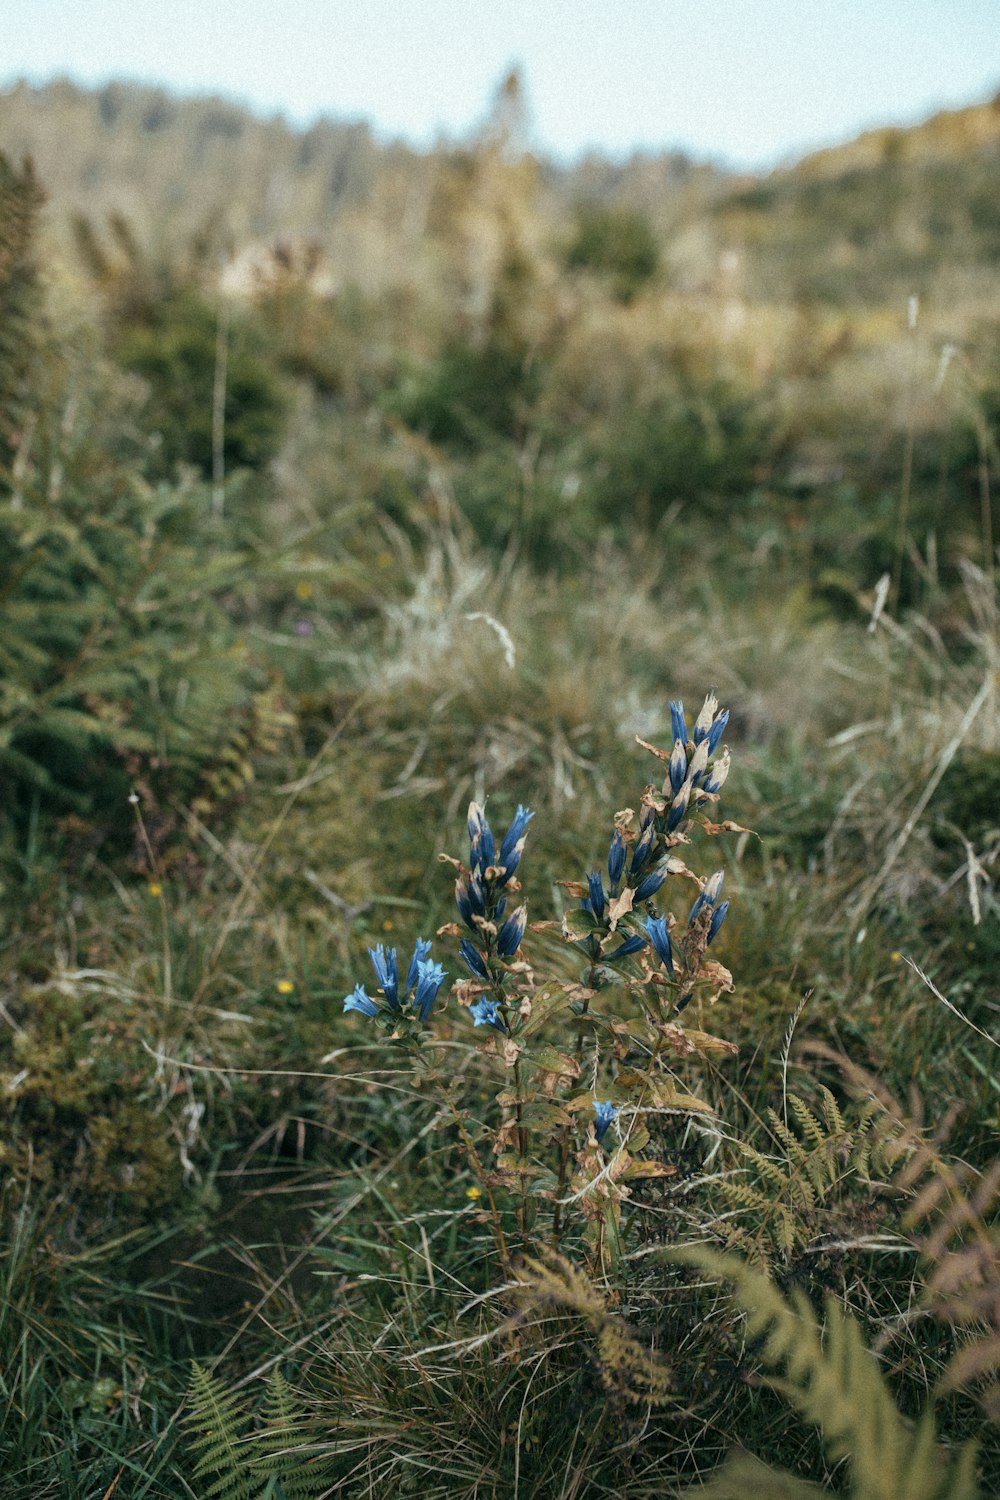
<box><xmin>2</xmin><ymin>76</ymin><xmax>999</xmax><ymax>313</ymax></box>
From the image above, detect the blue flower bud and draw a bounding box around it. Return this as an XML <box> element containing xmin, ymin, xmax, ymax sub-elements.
<box><xmin>405</xmin><ymin>938</ymin><xmax>433</xmax><ymax>993</ymax></box>
<box><xmin>706</xmin><ymin>708</ymin><xmax>730</xmax><ymax>756</ymax></box>
<box><xmin>666</xmin><ymin>782</ymin><xmax>691</xmax><ymax>833</ymax></box>
<box><xmin>587</xmin><ymin>868</ymin><xmax>606</xmax><ymax>920</ymax></box>
<box><xmin>703</xmin><ymin>748</ymin><xmax>731</xmax><ymax>796</ymax></box>
<box><xmin>668</xmin><ymin>738</ymin><xmax>688</xmax><ymax>794</ymax></box>
<box><xmin>343</xmin><ymin>984</ymin><xmax>378</xmax><ymax>1018</ymax></box>
<box><xmin>497</xmin><ymin>905</ymin><xmax>527</xmax><ymax>957</ymax></box>
<box><xmin>607</xmin><ymin>932</ymin><xmax>647</xmax><ymax>960</ymax></box>
<box><xmin>469</xmin><ymin>998</ymin><xmax>507</xmax><ymax>1031</ymax></box>
<box><xmin>608</xmin><ymin>831</ymin><xmax>627</xmax><ymax>887</ymax></box>
<box><xmin>707</xmin><ymin>900</ymin><xmax>730</xmax><ymax>945</ymax></box>
<box><xmin>629</xmin><ymin>824</ymin><xmax>655</xmax><ymax>877</ymax></box>
<box><xmin>633</xmin><ymin>866</ymin><xmax>667</xmax><ymax>902</ymax></box>
<box><xmin>670</xmin><ymin>700</ymin><xmax>688</xmax><ymax>748</ymax></box>
<box><xmin>413</xmin><ymin>959</ymin><xmax>447</xmax><ymax>1021</ymax></box>
<box><xmin>593</xmin><ymin>1099</ymin><xmax>618</xmax><ymax>1143</ymax></box>
<box><xmin>368</xmin><ymin>944</ymin><xmax>399</xmax><ymax>1008</ymax></box>
<box><xmin>459</xmin><ymin>939</ymin><xmax>488</xmax><ymax>978</ymax></box>
<box><xmin>693</xmin><ymin>690</ymin><xmax>719</xmax><ymax>746</ymax></box>
<box><xmin>498</xmin><ymin>805</ymin><xmax>534</xmax><ymax>869</ymax></box>
<box><xmin>643</xmin><ymin>913</ymin><xmax>674</xmax><ymax>973</ymax></box>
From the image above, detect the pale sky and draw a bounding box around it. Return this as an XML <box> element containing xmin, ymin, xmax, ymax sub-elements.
<box><xmin>2</xmin><ymin>0</ymin><xmax>998</xmax><ymax>168</ymax></box>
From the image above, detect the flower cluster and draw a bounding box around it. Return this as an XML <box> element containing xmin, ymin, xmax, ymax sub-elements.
<box><xmin>343</xmin><ymin>937</ymin><xmax>447</xmax><ymax>1025</ymax></box>
<box><xmin>455</xmin><ymin>802</ymin><xmax>534</xmax><ymax>1032</ymax></box>
<box><xmin>566</xmin><ymin>689</ymin><xmax>732</xmax><ymax>1003</ymax></box>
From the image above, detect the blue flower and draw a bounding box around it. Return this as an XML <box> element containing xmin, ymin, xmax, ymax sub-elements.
<box><xmin>413</xmin><ymin>959</ymin><xmax>447</xmax><ymax>1022</ymax></box>
<box><xmin>497</xmin><ymin>905</ymin><xmax>527</xmax><ymax>957</ymax></box>
<box><xmin>692</xmin><ymin>690</ymin><xmax>719</xmax><ymax>746</ymax></box>
<box><xmin>368</xmin><ymin>944</ymin><xmax>399</xmax><ymax>1008</ymax></box>
<box><xmin>606</xmin><ymin>932</ymin><xmax>647</xmax><ymax>961</ymax></box>
<box><xmin>629</xmin><ymin>824</ymin><xmax>655</xmax><ymax>877</ymax></box>
<box><xmin>587</xmin><ymin>868</ymin><xmax>606</xmax><ymax>920</ymax></box>
<box><xmin>467</xmin><ymin>802</ymin><xmax>495</xmax><ymax>875</ymax></box>
<box><xmin>633</xmin><ymin>866</ymin><xmax>667</xmax><ymax>902</ymax></box>
<box><xmin>708</xmin><ymin>900</ymin><xmax>730</xmax><ymax>945</ymax></box>
<box><xmin>455</xmin><ymin>875</ymin><xmax>486</xmax><ymax>930</ymax></box>
<box><xmin>607</xmin><ymin>831</ymin><xmax>626</xmax><ymax>887</ymax></box>
<box><xmin>706</xmin><ymin>708</ymin><xmax>729</xmax><ymax>756</ymax></box>
<box><xmin>666</xmin><ymin>781</ymin><xmax>691</xmax><ymax>833</ymax></box>
<box><xmin>593</xmin><ymin>1099</ymin><xmax>618</xmax><ymax>1143</ymax></box>
<box><xmin>470</xmin><ymin>998</ymin><xmax>507</xmax><ymax>1031</ymax></box>
<box><xmin>343</xmin><ymin>984</ymin><xmax>379</xmax><ymax>1018</ymax></box>
<box><xmin>668</xmin><ymin>738</ymin><xmax>688</xmax><ymax>794</ymax></box>
<box><xmin>405</xmin><ymin>938</ymin><xmax>433</xmax><ymax>992</ymax></box>
<box><xmin>670</xmin><ymin>700</ymin><xmax>688</xmax><ymax>748</ymax></box>
<box><xmin>459</xmin><ymin>939</ymin><xmax>488</xmax><ymax>978</ymax></box>
<box><xmin>498</xmin><ymin>804</ymin><xmax>534</xmax><ymax>881</ymax></box>
<box><xmin>703</xmin><ymin>749</ymin><xmax>731</xmax><ymax>796</ymax></box>
<box><xmin>689</xmin><ymin>871</ymin><xmax>727</xmax><ymax>942</ymax></box>
<box><xmin>643</xmin><ymin>913</ymin><xmax>674</xmax><ymax>973</ymax></box>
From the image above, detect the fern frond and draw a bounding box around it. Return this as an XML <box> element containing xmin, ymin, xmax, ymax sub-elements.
<box><xmin>183</xmin><ymin>1362</ymin><xmax>256</xmax><ymax>1500</ymax></box>
<box><xmin>674</xmin><ymin>1248</ymin><xmax>980</xmax><ymax>1500</ymax></box>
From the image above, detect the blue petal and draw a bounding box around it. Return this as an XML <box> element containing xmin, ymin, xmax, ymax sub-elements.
<box><xmin>587</xmin><ymin>868</ymin><xmax>606</xmax><ymax>920</ymax></box>
<box><xmin>459</xmin><ymin>939</ymin><xmax>488</xmax><ymax>978</ymax></box>
<box><xmin>707</xmin><ymin>900</ymin><xmax>730</xmax><ymax>945</ymax></box>
<box><xmin>368</xmin><ymin>944</ymin><xmax>399</xmax><ymax>1008</ymax></box>
<box><xmin>413</xmin><ymin>959</ymin><xmax>447</xmax><ymax>1021</ymax></box>
<box><xmin>469</xmin><ymin>998</ymin><xmax>507</xmax><ymax>1031</ymax></box>
<box><xmin>670</xmin><ymin>700</ymin><xmax>688</xmax><ymax>748</ymax></box>
<box><xmin>593</xmin><ymin>1099</ymin><xmax>618</xmax><ymax>1142</ymax></box>
<box><xmin>343</xmin><ymin>985</ymin><xmax>378</xmax><ymax>1019</ymax></box>
<box><xmin>405</xmin><ymin>938</ymin><xmax>433</xmax><ymax>993</ymax></box>
<box><xmin>497</xmin><ymin>906</ymin><xmax>527</xmax><ymax>957</ymax></box>
<box><xmin>633</xmin><ymin>867</ymin><xmax>667</xmax><ymax>902</ymax></box>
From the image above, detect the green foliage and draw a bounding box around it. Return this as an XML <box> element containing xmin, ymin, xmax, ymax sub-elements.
<box><xmin>391</xmin><ymin>334</ymin><xmax>542</xmax><ymax>451</ymax></box>
<box><xmin>0</xmin><ymin>464</ymin><xmax>268</xmax><ymax>820</ymax></box>
<box><xmin>566</xmin><ymin>205</ymin><xmax>660</xmax><ymax>301</ymax></box>
<box><xmin>717</xmin><ymin>1088</ymin><xmax>911</xmax><ymax>1264</ymax></box>
<box><xmin>592</xmin><ymin>377</ymin><xmax>772</xmax><ymax>528</ymax></box>
<box><xmin>117</xmin><ymin>293</ymin><xmax>288</xmax><ymax>481</ymax></box>
<box><xmin>675</xmin><ymin>1247</ymin><xmax>981</xmax><ymax>1500</ymax></box>
<box><xmin>183</xmin><ymin>1364</ymin><xmax>329</xmax><ymax>1499</ymax></box>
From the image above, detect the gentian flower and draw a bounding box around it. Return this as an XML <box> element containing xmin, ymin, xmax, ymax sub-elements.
<box><xmin>497</xmin><ymin>905</ymin><xmax>527</xmax><ymax>957</ymax></box>
<box><xmin>706</xmin><ymin>709</ymin><xmax>729</xmax><ymax>756</ymax></box>
<box><xmin>708</xmin><ymin>900</ymin><xmax>730</xmax><ymax>945</ymax></box>
<box><xmin>587</xmin><ymin>868</ymin><xmax>606</xmax><ymax>920</ymax></box>
<box><xmin>593</xmin><ymin>1100</ymin><xmax>618</xmax><ymax>1143</ymax></box>
<box><xmin>368</xmin><ymin>944</ymin><xmax>399</xmax><ymax>1008</ymax></box>
<box><xmin>693</xmin><ymin>690</ymin><xmax>719</xmax><ymax>746</ymax></box>
<box><xmin>343</xmin><ymin>984</ymin><xmax>378</xmax><ymax>1018</ymax></box>
<box><xmin>668</xmin><ymin>738</ymin><xmax>688</xmax><ymax>794</ymax></box>
<box><xmin>343</xmin><ymin>937</ymin><xmax>447</xmax><ymax>1024</ymax></box>
<box><xmin>689</xmin><ymin>871</ymin><xmax>728</xmax><ymax>943</ymax></box>
<box><xmin>413</xmin><ymin>959</ymin><xmax>447</xmax><ymax>1022</ymax></box>
<box><xmin>670</xmin><ymin>700</ymin><xmax>688</xmax><ymax>748</ymax></box>
<box><xmin>607</xmin><ymin>831</ymin><xmax>626</xmax><ymax>888</ymax></box>
<box><xmin>666</xmin><ymin>781</ymin><xmax>691</xmax><ymax>833</ymax></box>
<box><xmin>607</xmin><ymin>932</ymin><xmax>647</xmax><ymax>961</ymax></box>
<box><xmin>643</xmin><ymin>913</ymin><xmax>674</xmax><ymax>973</ymax></box>
<box><xmin>629</xmin><ymin>824</ymin><xmax>655</xmax><ymax>877</ymax></box>
<box><xmin>405</xmin><ymin>938</ymin><xmax>433</xmax><ymax>991</ymax></box>
<box><xmin>459</xmin><ymin>939</ymin><xmax>488</xmax><ymax>978</ymax></box>
<box><xmin>703</xmin><ymin>748</ymin><xmax>730</xmax><ymax>796</ymax></box>
<box><xmin>633</xmin><ymin>866</ymin><xmax>667</xmax><ymax>902</ymax></box>
<box><xmin>498</xmin><ymin>805</ymin><xmax>534</xmax><ymax>881</ymax></box>
<box><xmin>469</xmin><ymin>998</ymin><xmax>507</xmax><ymax>1031</ymax></box>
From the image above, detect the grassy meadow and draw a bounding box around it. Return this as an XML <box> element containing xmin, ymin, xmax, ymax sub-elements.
<box><xmin>1</xmin><ymin>76</ymin><xmax>1000</xmax><ymax>1497</ymax></box>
